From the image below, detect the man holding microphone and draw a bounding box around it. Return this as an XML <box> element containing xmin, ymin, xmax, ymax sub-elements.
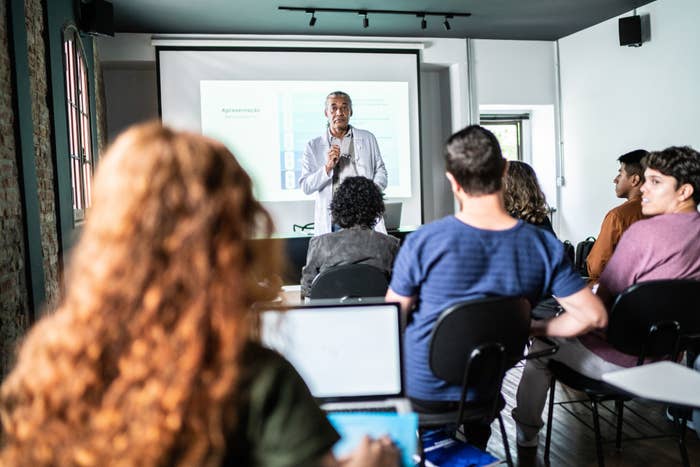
<box><xmin>299</xmin><ymin>91</ymin><xmax>388</xmax><ymax>235</ymax></box>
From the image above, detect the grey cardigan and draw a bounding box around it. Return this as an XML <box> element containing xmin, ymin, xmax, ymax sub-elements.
<box><xmin>300</xmin><ymin>226</ymin><xmax>400</xmax><ymax>298</ymax></box>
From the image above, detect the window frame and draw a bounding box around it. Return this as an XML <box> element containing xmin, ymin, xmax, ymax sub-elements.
<box><xmin>480</xmin><ymin>114</ymin><xmax>529</xmax><ymax>162</ymax></box>
<box><xmin>62</xmin><ymin>25</ymin><xmax>95</xmax><ymax>225</ymax></box>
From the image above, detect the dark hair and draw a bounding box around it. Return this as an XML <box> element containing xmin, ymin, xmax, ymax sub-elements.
<box><xmin>618</xmin><ymin>149</ymin><xmax>648</xmax><ymax>180</ymax></box>
<box><xmin>445</xmin><ymin>125</ymin><xmax>506</xmax><ymax>195</ymax></box>
<box><xmin>503</xmin><ymin>161</ymin><xmax>550</xmax><ymax>224</ymax></box>
<box><xmin>643</xmin><ymin>146</ymin><xmax>700</xmax><ymax>204</ymax></box>
<box><xmin>330</xmin><ymin>176</ymin><xmax>385</xmax><ymax>229</ymax></box>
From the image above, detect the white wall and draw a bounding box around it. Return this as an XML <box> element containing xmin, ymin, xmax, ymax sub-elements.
<box><xmin>472</xmin><ymin>40</ymin><xmax>559</xmax><ymax>229</ymax></box>
<box><xmin>473</xmin><ymin>40</ymin><xmax>556</xmax><ymax>106</ymax></box>
<box><xmin>558</xmin><ymin>0</ymin><xmax>700</xmax><ymax>243</ymax></box>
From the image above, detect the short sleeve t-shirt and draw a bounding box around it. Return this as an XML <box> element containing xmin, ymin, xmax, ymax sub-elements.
<box><xmin>224</xmin><ymin>343</ymin><xmax>340</xmax><ymax>467</ymax></box>
<box><xmin>389</xmin><ymin>216</ymin><xmax>584</xmax><ymax>401</ymax></box>
<box><xmin>580</xmin><ymin>211</ymin><xmax>700</xmax><ymax>367</ymax></box>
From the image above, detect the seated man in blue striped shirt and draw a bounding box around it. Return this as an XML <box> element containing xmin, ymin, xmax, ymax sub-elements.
<box><xmin>386</xmin><ymin>125</ymin><xmax>606</xmax><ymax>448</ymax></box>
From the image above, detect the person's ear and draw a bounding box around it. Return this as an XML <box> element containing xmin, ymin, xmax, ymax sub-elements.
<box><xmin>502</xmin><ymin>159</ymin><xmax>509</xmax><ymax>177</ymax></box>
<box><xmin>445</xmin><ymin>172</ymin><xmax>461</xmax><ymax>194</ymax></box>
<box><xmin>630</xmin><ymin>173</ymin><xmax>642</xmax><ymax>187</ymax></box>
<box><xmin>678</xmin><ymin>183</ymin><xmax>694</xmax><ymax>202</ymax></box>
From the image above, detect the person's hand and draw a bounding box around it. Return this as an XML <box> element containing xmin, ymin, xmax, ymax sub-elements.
<box><xmin>340</xmin><ymin>435</ymin><xmax>400</xmax><ymax>467</ymax></box>
<box><xmin>326</xmin><ymin>144</ymin><xmax>341</xmax><ymax>174</ymax></box>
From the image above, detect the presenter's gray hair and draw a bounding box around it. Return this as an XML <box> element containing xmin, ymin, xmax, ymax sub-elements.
<box><xmin>325</xmin><ymin>91</ymin><xmax>353</xmax><ymax>112</ymax></box>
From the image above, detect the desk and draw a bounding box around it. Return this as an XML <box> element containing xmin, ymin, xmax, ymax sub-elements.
<box><xmin>280</xmin><ymin>284</ymin><xmax>302</xmax><ymax>305</ymax></box>
<box><xmin>602</xmin><ymin>361</ymin><xmax>700</xmax><ymax>408</ymax></box>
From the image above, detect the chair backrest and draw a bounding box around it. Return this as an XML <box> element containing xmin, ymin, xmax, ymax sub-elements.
<box><xmin>309</xmin><ymin>263</ymin><xmax>389</xmax><ymax>299</ymax></box>
<box><xmin>429</xmin><ymin>296</ymin><xmax>531</xmax><ymax>397</ymax></box>
<box><xmin>607</xmin><ymin>279</ymin><xmax>700</xmax><ymax>359</ymax></box>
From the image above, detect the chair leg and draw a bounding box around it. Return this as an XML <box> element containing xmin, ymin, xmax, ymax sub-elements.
<box><xmin>544</xmin><ymin>376</ymin><xmax>556</xmax><ymax>464</ymax></box>
<box><xmin>417</xmin><ymin>428</ymin><xmax>426</xmax><ymax>467</ymax></box>
<box><xmin>679</xmin><ymin>432</ymin><xmax>690</xmax><ymax>467</ymax></box>
<box><xmin>498</xmin><ymin>413</ymin><xmax>514</xmax><ymax>467</ymax></box>
<box><xmin>615</xmin><ymin>399</ymin><xmax>624</xmax><ymax>451</ymax></box>
<box><xmin>591</xmin><ymin>400</ymin><xmax>605</xmax><ymax>467</ymax></box>
<box><xmin>673</xmin><ymin>414</ymin><xmax>691</xmax><ymax>467</ymax></box>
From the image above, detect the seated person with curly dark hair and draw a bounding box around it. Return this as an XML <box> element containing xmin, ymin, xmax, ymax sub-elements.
<box><xmin>503</xmin><ymin>161</ymin><xmax>555</xmax><ymax>235</ymax></box>
<box><xmin>301</xmin><ymin>176</ymin><xmax>400</xmax><ymax>298</ymax></box>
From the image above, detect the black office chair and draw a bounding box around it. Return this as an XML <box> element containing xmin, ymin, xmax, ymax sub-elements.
<box><xmin>543</xmin><ymin>279</ymin><xmax>700</xmax><ymax>467</ymax></box>
<box><xmin>419</xmin><ymin>296</ymin><xmax>557</xmax><ymax>467</ymax></box>
<box><xmin>308</xmin><ymin>263</ymin><xmax>389</xmax><ymax>300</ymax></box>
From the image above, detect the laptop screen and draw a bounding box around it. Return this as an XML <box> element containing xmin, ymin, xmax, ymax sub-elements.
<box><xmin>261</xmin><ymin>303</ymin><xmax>403</xmax><ymax>400</ymax></box>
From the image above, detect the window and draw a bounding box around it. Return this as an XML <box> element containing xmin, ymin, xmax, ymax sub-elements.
<box><xmin>480</xmin><ymin>114</ymin><xmax>528</xmax><ymax>161</ymax></box>
<box><xmin>62</xmin><ymin>26</ymin><xmax>94</xmax><ymax>224</ymax></box>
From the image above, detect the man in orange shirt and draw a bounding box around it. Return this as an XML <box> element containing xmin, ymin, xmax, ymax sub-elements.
<box><xmin>586</xmin><ymin>149</ymin><xmax>647</xmax><ymax>282</ymax></box>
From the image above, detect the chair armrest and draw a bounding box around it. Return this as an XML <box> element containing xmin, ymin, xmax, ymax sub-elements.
<box><xmin>524</xmin><ymin>337</ymin><xmax>559</xmax><ymax>361</ymax></box>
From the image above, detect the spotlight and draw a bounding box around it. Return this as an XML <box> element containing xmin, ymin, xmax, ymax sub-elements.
<box><xmin>443</xmin><ymin>16</ymin><xmax>451</xmax><ymax>31</ymax></box>
<box><xmin>306</xmin><ymin>9</ymin><xmax>316</xmax><ymax>27</ymax></box>
<box><xmin>417</xmin><ymin>14</ymin><xmax>426</xmax><ymax>30</ymax></box>
<box><xmin>363</xmin><ymin>12</ymin><xmax>369</xmax><ymax>28</ymax></box>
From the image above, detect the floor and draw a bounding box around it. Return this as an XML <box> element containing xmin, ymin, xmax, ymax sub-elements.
<box><xmin>484</xmin><ymin>364</ymin><xmax>700</xmax><ymax>466</ymax></box>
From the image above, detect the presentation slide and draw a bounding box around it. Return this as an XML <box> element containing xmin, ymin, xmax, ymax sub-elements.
<box><xmin>200</xmin><ymin>80</ymin><xmax>411</xmax><ymax>201</ymax></box>
<box><xmin>157</xmin><ymin>48</ymin><xmax>422</xmax><ymax>233</ymax></box>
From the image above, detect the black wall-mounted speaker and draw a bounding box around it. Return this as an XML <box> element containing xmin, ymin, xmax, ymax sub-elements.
<box><xmin>619</xmin><ymin>15</ymin><xmax>642</xmax><ymax>47</ymax></box>
<box><xmin>79</xmin><ymin>0</ymin><xmax>114</xmax><ymax>37</ymax></box>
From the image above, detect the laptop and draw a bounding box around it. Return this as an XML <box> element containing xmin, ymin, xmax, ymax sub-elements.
<box><xmin>261</xmin><ymin>302</ymin><xmax>411</xmax><ymax>413</ymax></box>
<box><xmin>383</xmin><ymin>202</ymin><xmax>402</xmax><ymax>231</ymax></box>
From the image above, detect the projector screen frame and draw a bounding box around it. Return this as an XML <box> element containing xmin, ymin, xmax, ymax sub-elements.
<box><xmin>155</xmin><ymin>45</ymin><xmax>424</xmax><ymax>230</ymax></box>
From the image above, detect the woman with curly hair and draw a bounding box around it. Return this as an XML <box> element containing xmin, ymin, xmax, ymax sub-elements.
<box><xmin>301</xmin><ymin>176</ymin><xmax>399</xmax><ymax>298</ymax></box>
<box><xmin>503</xmin><ymin>161</ymin><xmax>555</xmax><ymax>235</ymax></box>
<box><xmin>0</xmin><ymin>123</ymin><xmax>398</xmax><ymax>467</ymax></box>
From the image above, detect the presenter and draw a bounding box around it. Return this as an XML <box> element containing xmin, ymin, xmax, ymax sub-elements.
<box><xmin>299</xmin><ymin>91</ymin><xmax>388</xmax><ymax>235</ymax></box>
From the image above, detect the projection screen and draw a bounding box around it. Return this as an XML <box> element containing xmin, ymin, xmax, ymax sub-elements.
<box><xmin>157</xmin><ymin>47</ymin><xmax>422</xmax><ymax>234</ymax></box>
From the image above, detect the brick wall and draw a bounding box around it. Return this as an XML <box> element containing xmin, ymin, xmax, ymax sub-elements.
<box><xmin>0</xmin><ymin>1</ymin><xmax>31</xmax><ymax>378</ymax></box>
<box><xmin>93</xmin><ymin>38</ymin><xmax>108</xmax><ymax>155</ymax></box>
<box><xmin>25</xmin><ymin>0</ymin><xmax>60</xmax><ymax>307</ymax></box>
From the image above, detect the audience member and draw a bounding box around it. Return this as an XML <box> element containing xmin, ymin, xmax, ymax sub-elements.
<box><xmin>503</xmin><ymin>161</ymin><xmax>554</xmax><ymax>235</ymax></box>
<box><xmin>514</xmin><ymin>145</ymin><xmax>700</xmax><ymax>449</ymax></box>
<box><xmin>0</xmin><ymin>123</ymin><xmax>398</xmax><ymax>467</ymax></box>
<box><xmin>301</xmin><ymin>176</ymin><xmax>399</xmax><ymax>298</ymax></box>
<box><xmin>385</xmin><ymin>125</ymin><xmax>606</xmax><ymax>448</ymax></box>
<box><xmin>586</xmin><ymin>149</ymin><xmax>648</xmax><ymax>282</ymax></box>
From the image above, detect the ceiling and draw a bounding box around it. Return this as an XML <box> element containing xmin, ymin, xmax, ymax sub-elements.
<box><xmin>110</xmin><ymin>0</ymin><xmax>655</xmax><ymax>41</ymax></box>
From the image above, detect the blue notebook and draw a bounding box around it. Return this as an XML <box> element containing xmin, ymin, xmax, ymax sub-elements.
<box><xmin>421</xmin><ymin>428</ymin><xmax>501</xmax><ymax>467</ymax></box>
<box><xmin>327</xmin><ymin>412</ymin><xmax>418</xmax><ymax>467</ymax></box>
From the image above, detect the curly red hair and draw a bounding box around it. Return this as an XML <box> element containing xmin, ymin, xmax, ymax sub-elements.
<box><xmin>0</xmin><ymin>123</ymin><xmax>281</xmax><ymax>466</ymax></box>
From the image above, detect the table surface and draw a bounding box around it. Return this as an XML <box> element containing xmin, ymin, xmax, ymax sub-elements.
<box><xmin>602</xmin><ymin>361</ymin><xmax>700</xmax><ymax>408</ymax></box>
<box><xmin>280</xmin><ymin>284</ymin><xmax>302</xmax><ymax>305</ymax></box>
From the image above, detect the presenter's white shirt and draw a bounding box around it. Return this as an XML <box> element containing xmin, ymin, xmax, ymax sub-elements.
<box><xmin>299</xmin><ymin>127</ymin><xmax>388</xmax><ymax>236</ymax></box>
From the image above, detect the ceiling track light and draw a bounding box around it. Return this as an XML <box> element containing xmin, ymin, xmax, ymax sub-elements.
<box><xmin>278</xmin><ymin>6</ymin><xmax>471</xmax><ymax>31</ymax></box>
<box><xmin>307</xmin><ymin>10</ymin><xmax>317</xmax><ymax>27</ymax></box>
<box><xmin>443</xmin><ymin>15</ymin><xmax>453</xmax><ymax>31</ymax></box>
<box><xmin>360</xmin><ymin>11</ymin><xmax>369</xmax><ymax>28</ymax></box>
<box><xmin>417</xmin><ymin>13</ymin><xmax>427</xmax><ymax>30</ymax></box>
